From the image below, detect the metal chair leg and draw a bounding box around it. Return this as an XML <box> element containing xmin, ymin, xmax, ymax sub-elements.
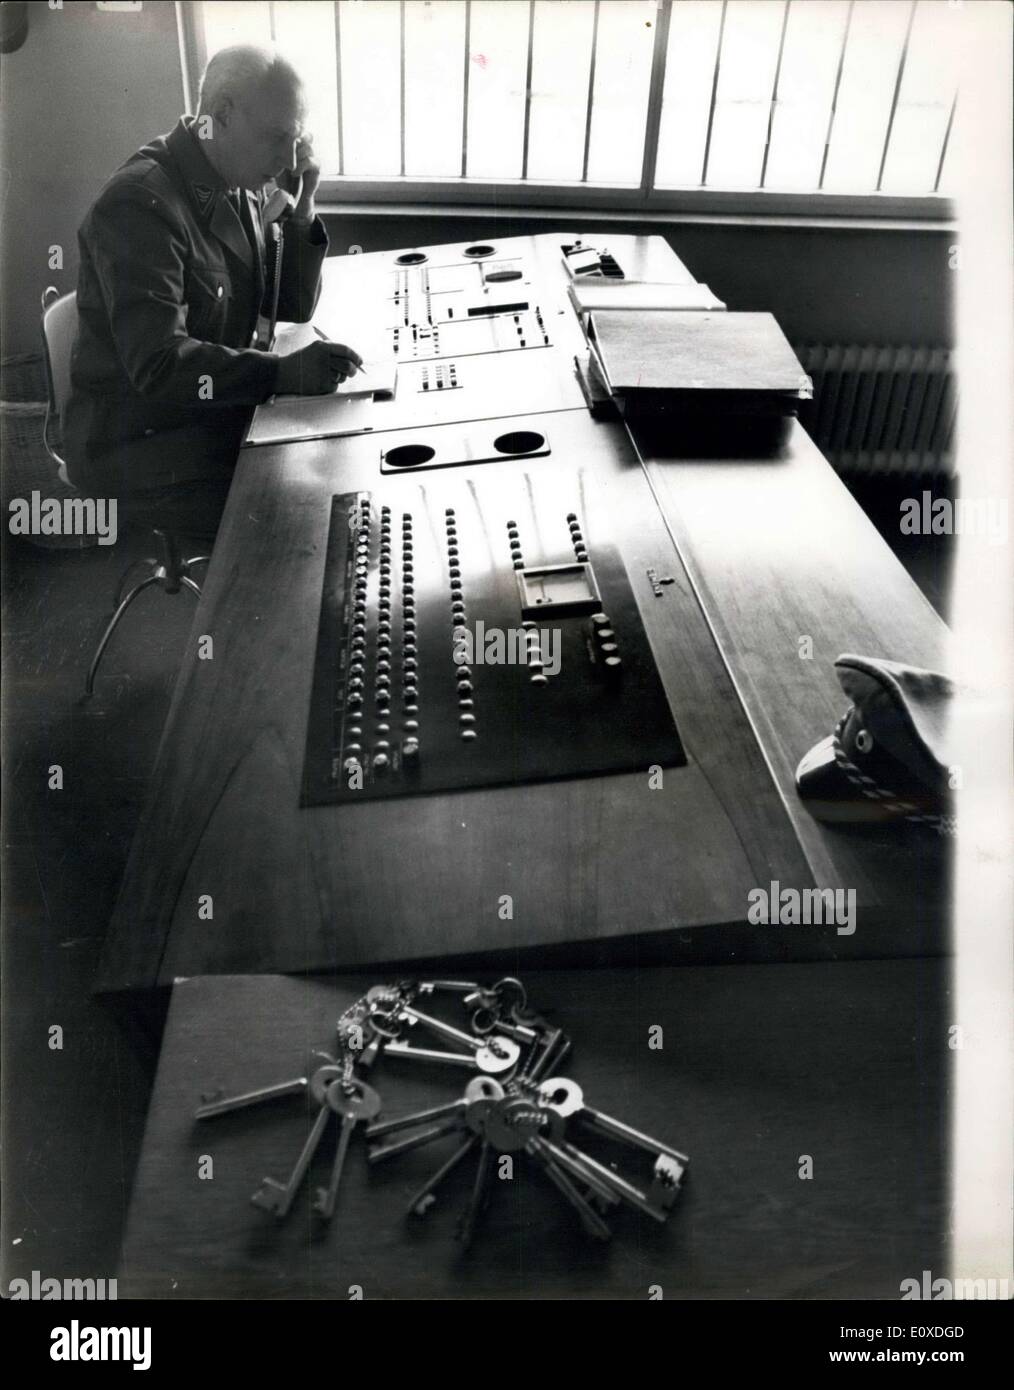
<box><xmin>153</xmin><ymin>528</ymin><xmax>184</xmax><ymax>594</ymax></box>
<box><xmin>86</xmin><ymin>528</ymin><xmax>212</xmax><ymax>696</ymax></box>
<box><xmin>84</xmin><ymin>574</ymin><xmax>162</xmax><ymax>697</ymax></box>
<box><xmin>113</xmin><ymin>549</ymin><xmax>207</xmax><ymax>608</ymax></box>
<box><xmin>112</xmin><ymin>557</ymin><xmax>152</xmax><ymax>609</ymax></box>
<box><xmin>181</xmin><ymin>556</ymin><xmax>208</xmax><ymax>596</ymax></box>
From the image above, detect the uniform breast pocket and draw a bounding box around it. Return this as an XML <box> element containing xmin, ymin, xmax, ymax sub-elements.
<box><xmin>185</xmin><ymin>264</ymin><xmax>231</xmax><ymax>341</ymax></box>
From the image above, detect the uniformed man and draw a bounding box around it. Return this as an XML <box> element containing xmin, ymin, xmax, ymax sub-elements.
<box><xmin>64</xmin><ymin>45</ymin><xmax>361</xmax><ymax>537</ymax></box>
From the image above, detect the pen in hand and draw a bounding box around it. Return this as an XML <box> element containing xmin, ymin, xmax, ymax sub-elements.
<box><xmin>313</xmin><ymin>326</ymin><xmax>367</xmax><ymax>378</ymax></box>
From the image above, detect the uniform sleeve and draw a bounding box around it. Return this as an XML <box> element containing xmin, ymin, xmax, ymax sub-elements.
<box><xmin>276</xmin><ymin>215</ymin><xmax>329</xmax><ymax>323</ymax></box>
<box><xmin>86</xmin><ymin>183</ymin><xmax>281</xmax><ymax>406</ymax></box>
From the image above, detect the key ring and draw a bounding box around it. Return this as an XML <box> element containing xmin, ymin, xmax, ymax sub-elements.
<box><xmin>493</xmin><ymin>976</ymin><xmax>528</xmax><ymax>1013</ymax></box>
<box><xmin>367</xmin><ymin>1003</ymin><xmax>405</xmax><ymax>1040</ymax></box>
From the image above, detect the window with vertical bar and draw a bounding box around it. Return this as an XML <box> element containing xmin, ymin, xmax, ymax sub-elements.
<box><xmin>187</xmin><ymin>0</ymin><xmax>958</xmax><ymax>217</ymax></box>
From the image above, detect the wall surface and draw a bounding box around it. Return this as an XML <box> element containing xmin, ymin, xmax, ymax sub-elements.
<box><xmin>0</xmin><ymin>0</ymin><xmax>184</xmax><ymax>363</ymax></box>
<box><xmin>0</xmin><ymin>0</ymin><xmax>952</xmax><ymax>364</ymax></box>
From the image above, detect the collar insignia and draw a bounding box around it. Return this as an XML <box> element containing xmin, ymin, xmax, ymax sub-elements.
<box><xmin>192</xmin><ymin>183</ymin><xmax>216</xmax><ymax>216</ymax></box>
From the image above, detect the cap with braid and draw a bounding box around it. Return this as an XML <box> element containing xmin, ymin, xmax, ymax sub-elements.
<box><xmin>795</xmin><ymin>654</ymin><xmax>959</xmax><ymax>835</ymax></box>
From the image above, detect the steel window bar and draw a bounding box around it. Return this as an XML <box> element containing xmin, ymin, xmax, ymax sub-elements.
<box><xmin>333</xmin><ymin>1</ymin><xmax>345</xmax><ymax>176</ymax></box>
<box><xmin>521</xmin><ymin>0</ymin><xmax>536</xmax><ymax>181</ymax></box>
<box><xmin>399</xmin><ymin>0</ymin><xmax>407</xmax><ymax>178</ymax></box>
<box><xmin>759</xmin><ymin>0</ymin><xmax>791</xmax><ymax>190</ymax></box>
<box><xmin>460</xmin><ymin>0</ymin><xmax>472</xmax><ymax>178</ymax></box>
<box><xmin>933</xmin><ymin>89</ymin><xmax>957</xmax><ymax>195</ymax></box>
<box><xmin>700</xmin><ymin>0</ymin><xmax>728</xmax><ymax>187</ymax></box>
<box><xmin>580</xmin><ymin>0</ymin><xmax>601</xmax><ymax>184</ymax></box>
<box><xmin>638</xmin><ymin>0</ymin><xmax>673</xmax><ymax>198</ymax></box>
<box><xmin>818</xmin><ymin>0</ymin><xmax>855</xmax><ymax>192</ymax></box>
<box><xmin>876</xmin><ymin>0</ymin><xmax>918</xmax><ymax>193</ymax></box>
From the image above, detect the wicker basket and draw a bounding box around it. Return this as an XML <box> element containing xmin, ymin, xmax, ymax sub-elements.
<box><xmin>2</xmin><ymin>353</ymin><xmax>99</xmax><ymax>550</ymax></box>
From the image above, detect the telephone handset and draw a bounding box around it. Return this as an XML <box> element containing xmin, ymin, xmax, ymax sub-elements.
<box><xmin>263</xmin><ymin>179</ymin><xmax>299</xmax><ymax>225</ymax></box>
<box><xmin>260</xmin><ymin>177</ymin><xmax>302</xmax><ymax>347</ymax></box>
<box><xmin>263</xmin><ymin>159</ymin><xmax>306</xmax><ymax>224</ymax></box>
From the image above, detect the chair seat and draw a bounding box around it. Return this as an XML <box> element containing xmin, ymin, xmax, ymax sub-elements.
<box><xmin>38</xmin><ymin>285</ymin><xmax>211</xmax><ymax>693</ymax></box>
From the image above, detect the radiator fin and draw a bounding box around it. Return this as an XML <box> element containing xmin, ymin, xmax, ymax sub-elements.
<box><xmin>794</xmin><ymin>344</ymin><xmax>956</xmax><ymax>477</ymax></box>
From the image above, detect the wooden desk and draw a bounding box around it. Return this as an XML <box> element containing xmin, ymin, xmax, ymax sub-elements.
<box><xmin>632</xmin><ymin>419</ymin><xmax>950</xmax><ymax>931</ymax></box>
<box><xmin>117</xmin><ymin>962</ymin><xmax>949</xmax><ymax>1300</ymax></box>
<box><xmin>96</xmin><ymin>234</ymin><xmax>949</xmax><ymax>992</ymax></box>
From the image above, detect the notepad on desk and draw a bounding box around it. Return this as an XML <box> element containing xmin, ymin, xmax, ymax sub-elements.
<box><xmin>270</xmin><ymin>325</ymin><xmax>397</xmax><ymax>394</ymax></box>
<box><xmin>245</xmin><ymin>359</ymin><xmax>399</xmax><ymax>447</ymax></box>
<box><xmin>291</xmin><ymin>357</ymin><xmax>398</xmax><ymax>402</ymax></box>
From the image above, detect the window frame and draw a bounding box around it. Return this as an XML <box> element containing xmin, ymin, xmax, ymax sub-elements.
<box><xmin>177</xmin><ymin>0</ymin><xmax>956</xmax><ymax>224</ymax></box>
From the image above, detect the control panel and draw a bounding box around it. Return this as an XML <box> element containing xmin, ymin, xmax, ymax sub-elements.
<box><xmin>385</xmin><ymin>255</ymin><xmax>552</xmax><ymax>361</ymax></box>
<box><xmin>301</xmin><ymin>475</ymin><xmax>685</xmax><ymax>805</ymax></box>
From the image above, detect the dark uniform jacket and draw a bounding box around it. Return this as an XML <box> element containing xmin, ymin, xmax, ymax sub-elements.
<box><xmin>65</xmin><ymin>117</ymin><xmax>328</xmax><ymax>494</ymax></box>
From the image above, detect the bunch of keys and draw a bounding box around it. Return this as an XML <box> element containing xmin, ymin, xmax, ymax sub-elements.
<box><xmin>192</xmin><ymin>976</ymin><xmax>687</xmax><ymax>1247</ymax></box>
<box><xmin>366</xmin><ymin>1068</ymin><xmax>688</xmax><ymax>1246</ymax></box>
<box><xmin>366</xmin><ymin>976</ymin><xmax>568</xmax><ymax>1082</ymax></box>
<box><xmin>338</xmin><ymin>976</ymin><xmax>548</xmax><ymax>1075</ymax></box>
<box><xmin>188</xmin><ymin>977</ymin><xmax>531</xmax><ymax>1224</ymax></box>
<box><xmin>194</xmin><ymin>994</ymin><xmax>388</xmax><ymax>1223</ymax></box>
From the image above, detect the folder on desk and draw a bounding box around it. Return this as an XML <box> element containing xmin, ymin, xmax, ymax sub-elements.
<box><xmin>590</xmin><ymin>310</ymin><xmax>812</xmax><ymax>418</ymax></box>
<box><xmin>569</xmin><ymin>281</ymin><xmax>726</xmax><ymax>318</ymax></box>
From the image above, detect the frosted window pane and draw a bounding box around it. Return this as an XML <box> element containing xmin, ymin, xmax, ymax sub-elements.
<box><xmin>404</xmin><ymin>1</ymin><xmax>467</xmax><ymax>177</ymax></box>
<box><xmin>339</xmin><ymin>0</ymin><xmax>401</xmax><ymax>176</ymax></box>
<box><xmin>272</xmin><ymin>2</ymin><xmax>340</xmax><ymax>177</ymax></box>
<box><xmin>705</xmin><ymin>0</ymin><xmax>785</xmax><ymax>190</ymax></box>
<box><xmin>466</xmin><ymin>0</ymin><xmax>529</xmax><ymax>179</ymax></box>
<box><xmin>585</xmin><ymin>0</ymin><xmax>656</xmax><ymax>185</ymax></box>
<box><xmin>655</xmin><ymin>1</ymin><xmax>724</xmax><ymax>187</ymax></box>
<box><xmin>195</xmin><ymin>0</ymin><xmax>955</xmax><ymax>200</ymax></box>
<box><xmin>879</xmin><ymin>0</ymin><xmax>962</xmax><ymax>194</ymax></box>
<box><xmin>822</xmin><ymin>0</ymin><xmax>912</xmax><ymax>193</ymax></box>
<box><xmin>527</xmin><ymin>0</ymin><xmax>596</xmax><ymax>182</ymax></box>
<box><xmin>201</xmin><ymin>0</ymin><xmax>272</xmax><ymax>58</ymax></box>
<box><xmin>764</xmin><ymin>0</ymin><xmax>849</xmax><ymax>191</ymax></box>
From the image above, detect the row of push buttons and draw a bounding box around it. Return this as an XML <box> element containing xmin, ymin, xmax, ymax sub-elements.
<box><xmin>371</xmin><ymin>507</ymin><xmax>396</xmax><ymax>770</ymax></box>
<box><xmin>400</xmin><ymin>511</ymin><xmax>420</xmax><ymax>765</ymax></box>
<box><xmin>343</xmin><ymin>498</ymin><xmax>372</xmax><ymax>774</ymax></box>
<box><xmin>343</xmin><ymin>502</ymin><xmax>422</xmax><ymax>778</ymax></box>
<box><xmin>567</xmin><ymin>511</ymin><xmax>589</xmax><ymax>564</ymax></box>
<box><xmin>507</xmin><ymin>521</ymin><xmax>548</xmax><ymax>686</ymax></box>
<box><xmin>590</xmin><ymin>610</ymin><xmax>622</xmax><ymax>674</ymax></box>
<box><xmin>421</xmin><ymin>362</ymin><xmax>459</xmax><ymax>392</ymax></box>
<box><xmin>523</xmin><ymin>620</ymin><xmax>548</xmax><ymax>686</ymax></box>
<box><xmin>447</xmin><ymin>508</ymin><xmax>477</xmax><ymax>741</ymax></box>
<box><xmin>506</xmin><ymin>519</ymin><xmax>524</xmax><ymax>571</ymax></box>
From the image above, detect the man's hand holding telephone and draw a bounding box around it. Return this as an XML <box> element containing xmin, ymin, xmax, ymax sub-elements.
<box><xmin>268</xmin><ymin>132</ymin><xmax>364</xmax><ymax>395</ymax></box>
<box><xmin>265</xmin><ymin>132</ymin><xmax>320</xmax><ymax>225</ymax></box>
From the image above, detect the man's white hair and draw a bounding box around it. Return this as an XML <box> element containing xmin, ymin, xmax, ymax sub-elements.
<box><xmin>197</xmin><ymin>45</ymin><xmax>301</xmax><ymax>114</ymax></box>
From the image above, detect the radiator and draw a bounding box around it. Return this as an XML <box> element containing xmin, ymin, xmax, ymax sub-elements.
<box><xmin>794</xmin><ymin>344</ymin><xmax>957</xmax><ymax>478</ymax></box>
